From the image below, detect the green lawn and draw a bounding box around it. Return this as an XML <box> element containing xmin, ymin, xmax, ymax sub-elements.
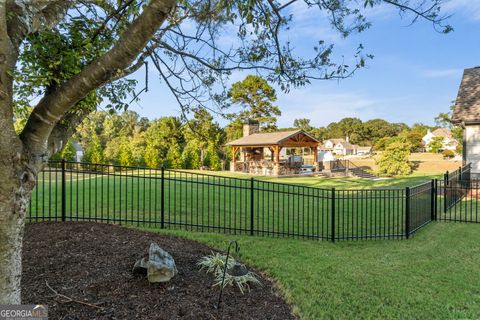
<box><xmin>28</xmin><ymin>169</ymin><xmax>450</xmax><ymax>239</ymax></box>
<box><xmin>185</xmin><ymin>169</ymin><xmax>441</xmax><ymax>189</ymax></box>
<box><xmin>29</xmin><ymin>167</ymin><xmax>480</xmax><ymax>318</ymax></box>
<box><xmin>145</xmin><ymin>222</ymin><xmax>480</xmax><ymax>319</ymax></box>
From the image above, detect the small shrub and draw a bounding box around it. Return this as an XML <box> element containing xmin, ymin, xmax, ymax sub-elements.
<box><xmin>198</xmin><ymin>253</ymin><xmax>260</xmax><ymax>293</ymax></box>
<box><xmin>442</xmin><ymin>150</ymin><xmax>455</xmax><ymax>158</ymax></box>
<box><xmin>197</xmin><ymin>252</ymin><xmax>234</xmax><ymax>274</ymax></box>
<box><xmin>213</xmin><ymin>270</ymin><xmax>261</xmax><ymax>294</ymax></box>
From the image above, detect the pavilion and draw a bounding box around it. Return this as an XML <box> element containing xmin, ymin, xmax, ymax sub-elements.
<box><xmin>226</xmin><ymin>121</ymin><xmax>320</xmax><ymax>176</ymax></box>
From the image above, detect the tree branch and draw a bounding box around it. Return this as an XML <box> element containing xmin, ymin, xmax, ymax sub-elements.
<box><xmin>0</xmin><ymin>2</ymin><xmax>21</xmax><ymax>151</ymax></box>
<box><xmin>20</xmin><ymin>0</ymin><xmax>177</xmax><ymax>160</ymax></box>
<box><xmin>47</xmin><ymin>108</ymin><xmax>92</xmax><ymax>157</ymax></box>
<box><xmin>6</xmin><ymin>0</ymin><xmax>73</xmax><ymax>50</ymax></box>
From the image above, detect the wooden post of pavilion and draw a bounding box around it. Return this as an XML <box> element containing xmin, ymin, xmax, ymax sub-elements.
<box><xmin>272</xmin><ymin>145</ymin><xmax>281</xmax><ymax>176</ymax></box>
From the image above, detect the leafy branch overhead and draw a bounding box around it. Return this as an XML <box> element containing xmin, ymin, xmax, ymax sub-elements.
<box><xmin>6</xmin><ymin>0</ymin><xmax>451</xmax><ymax>163</ymax></box>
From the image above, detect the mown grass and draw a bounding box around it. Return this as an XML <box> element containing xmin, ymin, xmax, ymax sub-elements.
<box><xmin>30</xmin><ymin>169</ymin><xmax>433</xmax><ymax>238</ymax></box>
<box><xmin>29</xmin><ymin>166</ymin><xmax>480</xmax><ymax>319</ymax></box>
<box><xmin>145</xmin><ymin>222</ymin><xmax>480</xmax><ymax>320</ymax></box>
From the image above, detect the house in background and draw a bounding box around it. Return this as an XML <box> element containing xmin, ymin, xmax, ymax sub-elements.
<box><xmin>72</xmin><ymin>142</ymin><xmax>84</xmax><ymax>162</ymax></box>
<box><xmin>422</xmin><ymin>128</ymin><xmax>459</xmax><ymax>152</ymax></box>
<box><xmin>321</xmin><ymin>138</ymin><xmax>373</xmax><ymax>156</ymax></box>
<box><xmin>452</xmin><ymin>67</ymin><xmax>480</xmax><ymax>177</ymax></box>
<box><xmin>322</xmin><ymin>138</ymin><xmax>357</xmax><ymax>156</ymax></box>
<box><xmin>356</xmin><ymin>146</ymin><xmax>372</xmax><ymax>155</ymax></box>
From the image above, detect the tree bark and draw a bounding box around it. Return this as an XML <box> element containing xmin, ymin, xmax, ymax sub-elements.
<box><xmin>0</xmin><ymin>0</ymin><xmax>177</xmax><ymax>303</ymax></box>
<box><xmin>0</xmin><ymin>1</ymin><xmax>33</xmax><ymax>303</ymax></box>
<box><xmin>0</xmin><ymin>160</ymin><xmax>35</xmax><ymax>304</ymax></box>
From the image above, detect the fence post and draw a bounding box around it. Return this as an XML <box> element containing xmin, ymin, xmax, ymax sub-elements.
<box><xmin>405</xmin><ymin>187</ymin><xmax>410</xmax><ymax>239</ymax></box>
<box><xmin>61</xmin><ymin>159</ymin><xmax>66</xmax><ymax>222</ymax></box>
<box><xmin>443</xmin><ymin>171</ymin><xmax>448</xmax><ymax>214</ymax></box>
<box><xmin>250</xmin><ymin>177</ymin><xmax>254</xmax><ymax>236</ymax></box>
<box><xmin>331</xmin><ymin>188</ymin><xmax>335</xmax><ymax>242</ymax></box>
<box><xmin>435</xmin><ymin>179</ymin><xmax>439</xmax><ymax>221</ymax></box>
<box><xmin>161</xmin><ymin>166</ymin><xmax>165</xmax><ymax>229</ymax></box>
<box><xmin>431</xmin><ymin>179</ymin><xmax>436</xmax><ymax>221</ymax></box>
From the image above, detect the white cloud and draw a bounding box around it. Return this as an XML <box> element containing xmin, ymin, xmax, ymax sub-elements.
<box><xmin>443</xmin><ymin>0</ymin><xmax>480</xmax><ymax>21</ymax></box>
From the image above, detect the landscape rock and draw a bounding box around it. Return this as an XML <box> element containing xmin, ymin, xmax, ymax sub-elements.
<box><xmin>146</xmin><ymin>243</ymin><xmax>177</xmax><ymax>283</ymax></box>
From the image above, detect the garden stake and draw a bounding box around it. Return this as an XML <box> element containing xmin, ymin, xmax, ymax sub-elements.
<box><xmin>215</xmin><ymin>240</ymin><xmax>240</xmax><ymax>309</ymax></box>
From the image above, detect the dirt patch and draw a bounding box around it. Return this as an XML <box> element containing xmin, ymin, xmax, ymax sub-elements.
<box><xmin>22</xmin><ymin>222</ymin><xmax>295</xmax><ymax>319</ymax></box>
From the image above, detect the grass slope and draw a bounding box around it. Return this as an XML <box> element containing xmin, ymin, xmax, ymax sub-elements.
<box><xmin>150</xmin><ymin>223</ymin><xmax>480</xmax><ymax>320</ymax></box>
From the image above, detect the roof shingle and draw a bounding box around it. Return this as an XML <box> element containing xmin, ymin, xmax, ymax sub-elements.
<box><xmin>452</xmin><ymin>67</ymin><xmax>480</xmax><ymax>124</ymax></box>
<box><xmin>431</xmin><ymin>128</ymin><xmax>453</xmax><ymax>138</ymax></box>
<box><xmin>226</xmin><ymin>130</ymin><xmax>319</xmax><ymax>146</ymax></box>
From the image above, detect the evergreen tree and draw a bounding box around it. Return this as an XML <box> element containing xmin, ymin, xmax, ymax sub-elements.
<box><xmin>204</xmin><ymin>143</ymin><xmax>222</xmax><ymax>171</ymax></box>
<box><xmin>227</xmin><ymin>75</ymin><xmax>280</xmax><ymax>131</ymax></box>
<box><xmin>181</xmin><ymin>142</ymin><xmax>201</xmax><ymax>169</ymax></box>
<box><xmin>144</xmin><ymin>142</ymin><xmax>161</xmax><ymax>168</ymax></box>
<box><xmin>84</xmin><ymin>133</ymin><xmax>104</xmax><ymax>164</ymax></box>
<box><xmin>118</xmin><ymin>136</ymin><xmax>134</xmax><ymax>167</ymax></box>
<box><xmin>166</xmin><ymin>140</ymin><xmax>182</xmax><ymax>169</ymax></box>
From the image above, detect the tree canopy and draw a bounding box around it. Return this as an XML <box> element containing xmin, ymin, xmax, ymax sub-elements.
<box><xmin>228</xmin><ymin>75</ymin><xmax>281</xmax><ymax>131</ymax></box>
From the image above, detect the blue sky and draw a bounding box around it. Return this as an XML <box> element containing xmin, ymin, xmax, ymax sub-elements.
<box><xmin>126</xmin><ymin>0</ymin><xmax>480</xmax><ymax>128</ymax></box>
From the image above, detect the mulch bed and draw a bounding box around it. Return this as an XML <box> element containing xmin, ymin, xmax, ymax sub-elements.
<box><xmin>22</xmin><ymin>222</ymin><xmax>295</xmax><ymax>319</ymax></box>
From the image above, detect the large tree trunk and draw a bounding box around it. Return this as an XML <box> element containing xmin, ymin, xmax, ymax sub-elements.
<box><xmin>0</xmin><ymin>151</ymin><xmax>35</xmax><ymax>304</ymax></box>
<box><xmin>0</xmin><ymin>0</ymin><xmax>176</xmax><ymax>303</ymax></box>
<box><xmin>0</xmin><ymin>177</ymin><xmax>27</xmax><ymax>304</ymax></box>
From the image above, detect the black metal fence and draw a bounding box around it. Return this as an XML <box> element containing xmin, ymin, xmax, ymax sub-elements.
<box><xmin>28</xmin><ymin>160</ymin><xmax>476</xmax><ymax>241</ymax></box>
<box><xmin>436</xmin><ymin>163</ymin><xmax>480</xmax><ymax>223</ymax></box>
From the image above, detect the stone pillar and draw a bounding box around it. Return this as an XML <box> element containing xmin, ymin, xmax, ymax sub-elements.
<box><xmin>272</xmin><ymin>163</ymin><xmax>280</xmax><ymax>176</ymax></box>
<box><xmin>324</xmin><ymin>160</ymin><xmax>331</xmax><ymax>171</ymax></box>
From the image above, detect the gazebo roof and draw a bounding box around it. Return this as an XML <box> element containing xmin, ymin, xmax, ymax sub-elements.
<box><xmin>226</xmin><ymin>130</ymin><xmax>319</xmax><ymax>147</ymax></box>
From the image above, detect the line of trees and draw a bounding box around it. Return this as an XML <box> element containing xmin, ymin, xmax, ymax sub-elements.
<box><xmin>47</xmin><ymin>74</ymin><xmax>461</xmax><ymax>171</ymax></box>
<box><xmin>59</xmin><ymin>109</ymin><xmax>225</xmax><ymax>170</ymax></box>
<box><xmin>52</xmin><ymin>74</ymin><xmax>461</xmax><ymax>170</ymax></box>
<box><xmin>56</xmin><ymin>106</ymin><xmax>460</xmax><ymax>171</ymax></box>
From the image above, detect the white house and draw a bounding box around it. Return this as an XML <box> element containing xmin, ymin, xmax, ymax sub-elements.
<box><xmin>356</xmin><ymin>146</ymin><xmax>372</xmax><ymax>155</ymax></box>
<box><xmin>422</xmin><ymin>128</ymin><xmax>459</xmax><ymax>152</ymax></box>
<box><xmin>322</xmin><ymin>138</ymin><xmax>357</xmax><ymax>156</ymax></box>
<box><xmin>452</xmin><ymin>67</ymin><xmax>480</xmax><ymax>177</ymax></box>
<box><xmin>72</xmin><ymin>142</ymin><xmax>84</xmax><ymax>162</ymax></box>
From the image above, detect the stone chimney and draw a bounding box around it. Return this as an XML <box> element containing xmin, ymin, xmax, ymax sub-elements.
<box><xmin>243</xmin><ymin>119</ymin><xmax>260</xmax><ymax>137</ymax></box>
<box><xmin>346</xmin><ymin>136</ymin><xmax>349</xmax><ymax>143</ymax></box>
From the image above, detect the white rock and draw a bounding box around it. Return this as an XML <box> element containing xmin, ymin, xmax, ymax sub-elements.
<box><xmin>146</xmin><ymin>243</ymin><xmax>177</xmax><ymax>283</ymax></box>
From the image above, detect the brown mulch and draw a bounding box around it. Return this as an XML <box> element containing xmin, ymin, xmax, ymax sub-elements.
<box><xmin>22</xmin><ymin>222</ymin><xmax>296</xmax><ymax>320</ymax></box>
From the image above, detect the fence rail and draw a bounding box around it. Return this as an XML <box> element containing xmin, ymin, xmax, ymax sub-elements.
<box><xmin>28</xmin><ymin>160</ymin><xmax>475</xmax><ymax>241</ymax></box>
